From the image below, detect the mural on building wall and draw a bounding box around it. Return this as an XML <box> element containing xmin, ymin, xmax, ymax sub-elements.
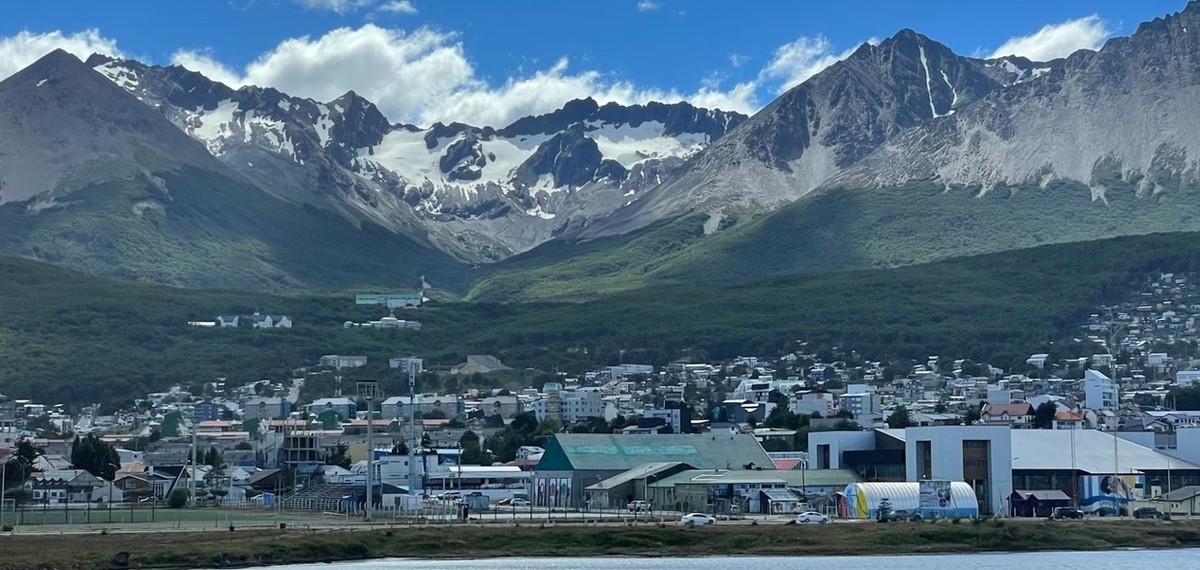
<box><xmin>536</xmin><ymin>477</ymin><xmax>572</xmax><ymax>507</ymax></box>
<box><xmin>919</xmin><ymin>480</ymin><xmax>953</xmax><ymax>509</ymax></box>
<box><xmin>1079</xmin><ymin>474</ymin><xmax>1144</xmax><ymax>512</ymax></box>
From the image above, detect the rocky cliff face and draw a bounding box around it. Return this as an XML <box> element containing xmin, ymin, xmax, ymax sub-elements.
<box><xmin>834</xmin><ymin>4</ymin><xmax>1200</xmax><ymax>198</ymax></box>
<box><xmin>85</xmin><ymin>55</ymin><xmax>747</xmax><ymax>258</ymax></box>
<box><xmin>582</xmin><ymin>30</ymin><xmax>1052</xmax><ymax>237</ymax></box>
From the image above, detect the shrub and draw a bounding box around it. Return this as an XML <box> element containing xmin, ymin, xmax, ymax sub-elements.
<box><xmin>167</xmin><ymin>488</ymin><xmax>190</xmax><ymax>509</ymax></box>
<box><xmin>2</xmin><ymin>523</ymin><xmax>14</xmax><ymax>532</ymax></box>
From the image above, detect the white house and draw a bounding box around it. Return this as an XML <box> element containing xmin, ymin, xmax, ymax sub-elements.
<box><xmin>319</xmin><ymin>355</ymin><xmax>368</xmax><ymax>370</ymax></box>
<box><xmin>217</xmin><ymin>315</ymin><xmax>239</xmax><ymax>328</ymax></box>
<box><xmin>247</xmin><ymin>313</ymin><xmax>293</xmax><ymax>329</ymax></box>
<box><xmin>1084</xmin><ymin>369</ymin><xmax>1118</xmax><ymax>411</ymax></box>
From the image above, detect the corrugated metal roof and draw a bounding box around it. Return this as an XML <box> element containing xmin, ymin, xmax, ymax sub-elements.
<box><xmin>648</xmin><ymin>468</ymin><xmax>862</xmax><ymax>488</ymax></box>
<box><xmin>585</xmin><ymin>462</ymin><xmax>687</xmax><ymax>490</ymax></box>
<box><xmin>1010</xmin><ymin>430</ymin><xmax>1200</xmax><ymax>472</ymax></box>
<box><xmin>537</xmin><ymin>433</ymin><xmax>772</xmax><ymax>472</ymax></box>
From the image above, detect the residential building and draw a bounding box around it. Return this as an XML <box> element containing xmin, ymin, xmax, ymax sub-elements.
<box><xmin>381</xmin><ymin>394</ymin><xmax>463</xmax><ymax>420</ymax></box>
<box><xmin>193</xmin><ymin>401</ymin><xmax>222</xmax><ymax>422</ymax></box>
<box><xmin>643</xmin><ymin>401</ymin><xmax>694</xmax><ymax>434</ymax></box>
<box><xmin>1178</xmin><ymin>370</ymin><xmax>1200</xmax><ymax>388</ymax></box>
<box><xmin>28</xmin><ymin>469</ymin><xmax>105</xmax><ymax>504</ymax></box>
<box><xmin>308</xmin><ymin>397</ymin><xmax>357</xmax><ymax>420</ymax></box>
<box><xmin>242</xmin><ymin>397</ymin><xmax>291</xmax><ymax>421</ymax></box>
<box><xmin>246</xmin><ymin>313</ymin><xmax>293</xmax><ymax>329</ymax></box>
<box><xmin>1084</xmin><ymin>369</ymin><xmax>1119</xmax><ymax>411</ymax></box>
<box><xmin>980</xmin><ymin>402</ymin><xmax>1033</xmax><ymax>427</ymax></box>
<box><xmin>471</xmin><ymin>395</ymin><xmax>522</xmax><ymax>419</ymax></box>
<box><xmin>790</xmin><ymin>391</ymin><xmax>836</xmax><ymax>418</ymax></box>
<box><xmin>319</xmin><ymin>355</ymin><xmax>368</xmax><ymax>369</ymax></box>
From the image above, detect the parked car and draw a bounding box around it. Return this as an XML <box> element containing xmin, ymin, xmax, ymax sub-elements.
<box><xmin>510</xmin><ymin>498</ymin><xmax>531</xmax><ymax>507</ymax></box>
<box><xmin>888</xmin><ymin>509</ymin><xmax>924</xmax><ymax>522</ymax></box>
<box><xmin>1052</xmin><ymin>507</ymin><xmax>1084</xmax><ymax>520</ymax></box>
<box><xmin>680</xmin><ymin>513</ymin><xmax>716</xmax><ymax>525</ymax></box>
<box><xmin>795</xmin><ymin>511</ymin><xmax>830</xmax><ymax>524</ymax></box>
<box><xmin>627</xmin><ymin>500</ymin><xmax>651</xmax><ymax>512</ymax></box>
<box><xmin>1134</xmin><ymin>507</ymin><xmax>1165</xmax><ymax>519</ymax></box>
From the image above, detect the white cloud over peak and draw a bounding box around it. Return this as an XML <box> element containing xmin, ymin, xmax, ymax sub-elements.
<box><xmin>377</xmin><ymin>1</ymin><xmax>417</xmax><ymax>15</ymax></box>
<box><xmin>988</xmin><ymin>15</ymin><xmax>1111</xmax><ymax>61</ymax></box>
<box><xmin>0</xmin><ymin>29</ymin><xmax>122</xmax><ymax>80</ymax></box>
<box><xmin>758</xmin><ymin>35</ymin><xmax>877</xmax><ymax>94</ymax></box>
<box><xmin>637</xmin><ymin>1</ymin><xmax>660</xmax><ymax>12</ymax></box>
<box><xmin>168</xmin><ymin>24</ymin><xmax>759</xmax><ymax>127</ymax></box>
<box><xmin>0</xmin><ymin>25</ymin><xmax>865</xmax><ymax>130</ymax></box>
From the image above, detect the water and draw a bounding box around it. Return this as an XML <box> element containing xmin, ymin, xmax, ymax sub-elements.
<box><xmin>236</xmin><ymin>549</ymin><xmax>1200</xmax><ymax>570</ymax></box>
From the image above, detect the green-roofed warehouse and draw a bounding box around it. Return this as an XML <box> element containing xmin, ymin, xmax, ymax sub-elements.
<box><xmin>533</xmin><ymin>433</ymin><xmax>773</xmax><ymax>508</ymax></box>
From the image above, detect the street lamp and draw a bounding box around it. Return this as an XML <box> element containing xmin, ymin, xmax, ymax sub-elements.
<box><xmin>357</xmin><ymin>382</ymin><xmax>380</xmax><ymax>522</ymax></box>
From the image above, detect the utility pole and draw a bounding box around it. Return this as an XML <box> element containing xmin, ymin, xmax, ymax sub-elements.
<box><xmin>190</xmin><ymin>406</ymin><xmax>198</xmax><ymax>508</ymax></box>
<box><xmin>357</xmin><ymin>382</ymin><xmax>379</xmax><ymax>522</ymax></box>
<box><xmin>1</xmin><ymin>454</ymin><xmax>7</xmax><ymax>532</ymax></box>
<box><xmin>407</xmin><ymin>365</ymin><xmax>418</xmax><ymax>500</ymax></box>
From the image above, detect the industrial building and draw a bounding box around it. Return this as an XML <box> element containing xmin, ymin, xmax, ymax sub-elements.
<box><xmin>532</xmin><ymin>433</ymin><xmax>774</xmax><ymax>508</ymax></box>
<box><xmin>810</xmin><ymin>426</ymin><xmax>1200</xmax><ymax>516</ymax></box>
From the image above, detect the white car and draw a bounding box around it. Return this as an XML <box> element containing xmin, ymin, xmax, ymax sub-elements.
<box><xmin>795</xmin><ymin>511</ymin><xmax>830</xmax><ymax>524</ymax></box>
<box><xmin>680</xmin><ymin>513</ymin><xmax>716</xmax><ymax>525</ymax></box>
<box><xmin>510</xmin><ymin>498</ymin><xmax>531</xmax><ymax>507</ymax></box>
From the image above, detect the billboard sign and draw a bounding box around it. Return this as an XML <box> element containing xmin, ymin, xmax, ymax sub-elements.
<box><xmin>919</xmin><ymin>480</ymin><xmax>953</xmax><ymax>509</ymax></box>
<box><xmin>1079</xmin><ymin>474</ymin><xmax>1143</xmax><ymax>513</ymax></box>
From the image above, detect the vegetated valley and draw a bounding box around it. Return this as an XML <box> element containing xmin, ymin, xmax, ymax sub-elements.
<box><xmin>5</xmin><ymin>230</ymin><xmax>1200</xmax><ymax>409</ymax></box>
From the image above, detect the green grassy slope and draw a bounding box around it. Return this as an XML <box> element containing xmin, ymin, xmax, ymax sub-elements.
<box><xmin>6</xmin><ymin>230</ymin><xmax>1200</xmax><ymax>407</ymax></box>
<box><xmin>0</xmin><ymin>163</ymin><xmax>470</xmax><ymax>295</ymax></box>
<box><xmin>472</xmin><ymin>179</ymin><xmax>1200</xmax><ymax>301</ymax></box>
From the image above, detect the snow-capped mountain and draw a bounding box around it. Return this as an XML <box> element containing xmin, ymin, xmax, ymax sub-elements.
<box><xmin>86</xmin><ymin>53</ymin><xmax>746</xmax><ymax>258</ymax></box>
<box><xmin>587</xmin><ymin>2</ymin><xmax>1200</xmax><ymax>240</ymax></box>
<box><xmin>582</xmin><ymin>30</ymin><xmax>1073</xmax><ymax>237</ymax></box>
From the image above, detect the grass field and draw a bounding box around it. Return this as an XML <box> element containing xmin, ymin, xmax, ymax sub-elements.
<box><xmin>3</xmin><ymin>519</ymin><xmax>1200</xmax><ymax>569</ymax></box>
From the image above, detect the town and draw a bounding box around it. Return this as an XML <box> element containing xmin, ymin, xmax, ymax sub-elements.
<box><xmin>6</xmin><ymin>273</ymin><xmax>1200</xmax><ymax>524</ymax></box>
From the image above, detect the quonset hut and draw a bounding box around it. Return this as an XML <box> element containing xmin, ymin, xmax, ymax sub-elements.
<box><xmin>837</xmin><ymin>482</ymin><xmax>978</xmax><ymax>519</ymax></box>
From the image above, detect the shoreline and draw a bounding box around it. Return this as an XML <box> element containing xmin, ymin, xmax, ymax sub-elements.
<box><xmin>3</xmin><ymin>519</ymin><xmax>1200</xmax><ymax>569</ymax></box>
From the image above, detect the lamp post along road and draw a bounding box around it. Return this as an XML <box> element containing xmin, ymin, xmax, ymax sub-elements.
<box><xmin>357</xmin><ymin>382</ymin><xmax>379</xmax><ymax>522</ymax></box>
<box><xmin>1</xmin><ymin>455</ymin><xmax>7</xmax><ymax>531</ymax></box>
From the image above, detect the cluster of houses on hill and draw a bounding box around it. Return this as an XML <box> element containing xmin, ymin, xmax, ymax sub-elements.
<box><xmin>187</xmin><ymin>312</ymin><xmax>293</xmax><ymax>329</ymax></box>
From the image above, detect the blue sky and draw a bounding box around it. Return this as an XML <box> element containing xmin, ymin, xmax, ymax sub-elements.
<box><xmin>0</xmin><ymin>0</ymin><xmax>1186</xmax><ymax>126</ymax></box>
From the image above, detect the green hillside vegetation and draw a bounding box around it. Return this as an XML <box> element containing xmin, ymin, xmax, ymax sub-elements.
<box><xmin>6</xmin><ymin>231</ymin><xmax>1200</xmax><ymax>408</ymax></box>
<box><xmin>0</xmin><ymin>163</ymin><xmax>470</xmax><ymax>294</ymax></box>
<box><xmin>472</xmin><ymin>179</ymin><xmax>1200</xmax><ymax>301</ymax></box>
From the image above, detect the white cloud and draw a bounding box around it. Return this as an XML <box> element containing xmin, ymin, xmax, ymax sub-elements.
<box><xmin>728</xmin><ymin>53</ymin><xmax>748</xmax><ymax>68</ymax></box>
<box><xmin>168</xmin><ymin>24</ymin><xmax>758</xmax><ymax>127</ymax></box>
<box><xmin>377</xmin><ymin>0</ymin><xmax>417</xmax><ymax>15</ymax></box>
<box><xmin>636</xmin><ymin>1</ymin><xmax>660</xmax><ymax>12</ymax></box>
<box><xmin>169</xmin><ymin>48</ymin><xmax>243</xmax><ymax>87</ymax></box>
<box><xmin>0</xmin><ymin>29</ymin><xmax>122</xmax><ymax>80</ymax></box>
<box><xmin>292</xmin><ymin>0</ymin><xmax>374</xmax><ymax>13</ymax></box>
<box><xmin>758</xmin><ymin>35</ymin><xmax>865</xmax><ymax>94</ymax></box>
<box><xmin>988</xmin><ymin>15</ymin><xmax>1111</xmax><ymax>61</ymax></box>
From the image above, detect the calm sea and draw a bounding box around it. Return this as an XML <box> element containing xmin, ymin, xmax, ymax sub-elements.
<box><xmin>234</xmin><ymin>549</ymin><xmax>1200</xmax><ymax>570</ymax></box>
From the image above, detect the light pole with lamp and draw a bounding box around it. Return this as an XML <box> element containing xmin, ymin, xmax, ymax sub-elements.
<box><xmin>357</xmin><ymin>381</ymin><xmax>379</xmax><ymax>522</ymax></box>
<box><xmin>1</xmin><ymin>454</ymin><xmax>7</xmax><ymax>532</ymax></box>
<box><xmin>107</xmin><ymin>462</ymin><xmax>120</xmax><ymax>524</ymax></box>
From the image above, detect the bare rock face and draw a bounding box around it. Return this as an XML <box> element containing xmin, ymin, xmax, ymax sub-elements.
<box><xmin>585</xmin><ymin>2</ymin><xmax>1200</xmax><ymax>240</ymax></box>
<box><xmin>85</xmin><ymin>53</ymin><xmax>747</xmax><ymax>258</ymax></box>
